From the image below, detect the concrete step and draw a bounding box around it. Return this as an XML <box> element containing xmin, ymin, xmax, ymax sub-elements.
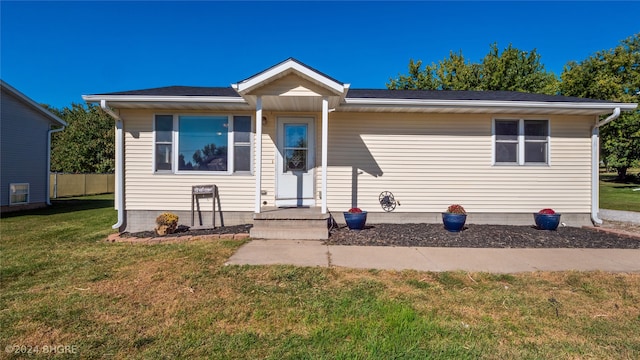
<box><xmin>251</xmin><ymin>207</ymin><xmax>331</xmax><ymax>240</ymax></box>
<box><xmin>250</xmin><ymin>225</ymin><xmax>329</xmax><ymax>240</ymax></box>
<box><xmin>252</xmin><ymin>218</ymin><xmax>329</xmax><ymax>228</ymax></box>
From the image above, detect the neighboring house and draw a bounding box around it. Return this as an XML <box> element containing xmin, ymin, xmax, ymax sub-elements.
<box><xmin>1</xmin><ymin>80</ymin><xmax>67</xmax><ymax>212</ymax></box>
<box><xmin>83</xmin><ymin>58</ymin><xmax>637</xmax><ymax>238</ymax></box>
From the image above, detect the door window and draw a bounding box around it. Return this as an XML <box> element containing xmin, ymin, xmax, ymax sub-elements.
<box><xmin>283</xmin><ymin>124</ymin><xmax>308</xmax><ymax>172</ymax></box>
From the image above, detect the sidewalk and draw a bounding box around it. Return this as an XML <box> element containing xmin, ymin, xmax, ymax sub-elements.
<box><xmin>226</xmin><ymin>239</ymin><xmax>640</xmax><ymax>273</ymax></box>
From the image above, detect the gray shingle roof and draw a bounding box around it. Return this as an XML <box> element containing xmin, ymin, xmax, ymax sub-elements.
<box><xmin>346</xmin><ymin>89</ymin><xmax>614</xmax><ymax>103</ymax></box>
<box><xmin>100</xmin><ymin>86</ymin><xmax>240</xmax><ymax>97</ymax></box>
<box><xmin>96</xmin><ymin>86</ymin><xmax>617</xmax><ymax>104</ymax></box>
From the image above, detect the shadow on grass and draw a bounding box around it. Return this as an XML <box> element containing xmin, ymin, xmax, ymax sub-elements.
<box><xmin>601</xmin><ymin>174</ymin><xmax>640</xmax><ymax>187</ymax></box>
<box><xmin>1</xmin><ymin>196</ymin><xmax>114</xmax><ymax>218</ymax></box>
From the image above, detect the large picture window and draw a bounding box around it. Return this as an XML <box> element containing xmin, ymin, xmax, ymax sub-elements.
<box><xmin>178</xmin><ymin>116</ymin><xmax>229</xmax><ymax>171</ymax></box>
<box><xmin>494</xmin><ymin>119</ymin><xmax>549</xmax><ymax>165</ymax></box>
<box><xmin>153</xmin><ymin>114</ymin><xmax>253</xmax><ymax>174</ymax></box>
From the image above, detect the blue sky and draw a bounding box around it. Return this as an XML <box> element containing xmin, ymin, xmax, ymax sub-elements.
<box><xmin>1</xmin><ymin>1</ymin><xmax>638</xmax><ymax>109</ymax></box>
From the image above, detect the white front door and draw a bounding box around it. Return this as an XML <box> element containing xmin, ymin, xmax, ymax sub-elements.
<box><xmin>276</xmin><ymin>117</ymin><xmax>315</xmax><ymax>207</ymax></box>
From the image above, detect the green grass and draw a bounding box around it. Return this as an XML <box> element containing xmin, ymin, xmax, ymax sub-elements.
<box><xmin>2</xmin><ymin>195</ymin><xmax>640</xmax><ymax>359</ymax></box>
<box><xmin>600</xmin><ymin>169</ymin><xmax>640</xmax><ymax>212</ymax></box>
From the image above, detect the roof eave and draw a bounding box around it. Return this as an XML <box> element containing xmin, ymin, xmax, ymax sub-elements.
<box><xmin>340</xmin><ymin>98</ymin><xmax>638</xmax><ymax>114</ymax></box>
<box><xmin>82</xmin><ymin>94</ymin><xmax>247</xmax><ymax>104</ymax></box>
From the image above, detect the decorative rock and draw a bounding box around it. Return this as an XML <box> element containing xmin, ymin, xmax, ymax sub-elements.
<box><xmin>105</xmin><ymin>230</ymin><xmax>254</xmax><ymax>244</ymax></box>
<box><xmin>155</xmin><ymin>224</ymin><xmax>176</xmax><ymax>236</ymax></box>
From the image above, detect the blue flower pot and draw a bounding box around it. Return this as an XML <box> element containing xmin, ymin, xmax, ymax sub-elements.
<box><xmin>344</xmin><ymin>211</ymin><xmax>367</xmax><ymax>230</ymax></box>
<box><xmin>442</xmin><ymin>213</ymin><xmax>467</xmax><ymax>232</ymax></box>
<box><xmin>534</xmin><ymin>213</ymin><xmax>561</xmax><ymax>230</ymax></box>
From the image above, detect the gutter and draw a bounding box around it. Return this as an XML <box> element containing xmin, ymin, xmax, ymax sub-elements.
<box><xmin>590</xmin><ymin>107</ymin><xmax>621</xmax><ymax>225</ymax></box>
<box><xmin>100</xmin><ymin>100</ymin><xmax>124</xmax><ymax>230</ymax></box>
<box><xmin>46</xmin><ymin>126</ymin><xmax>65</xmax><ymax>205</ymax></box>
<box><xmin>342</xmin><ymin>98</ymin><xmax>638</xmax><ymax>112</ymax></box>
<box><xmin>83</xmin><ymin>95</ymin><xmax>247</xmax><ymax>104</ymax></box>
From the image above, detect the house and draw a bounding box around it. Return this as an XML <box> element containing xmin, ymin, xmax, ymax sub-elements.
<box><xmin>1</xmin><ymin>81</ymin><xmax>67</xmax><ymax>213</ymax></box>
<box><xmin>82</xmin><ymin>58</ymin><xmax>637</xmax><ymax>239</ymax></box>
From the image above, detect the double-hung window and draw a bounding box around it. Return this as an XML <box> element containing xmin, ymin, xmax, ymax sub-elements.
<box><xmin>155</xmin><ymin>115</ymin><xmax>173</xmax><ymax>171</ymax></box>
<box><xmin>233</xmin><ymin>116</ymin><xmax>252</xmax><ymax>173</ymax></box>
<box><xmin>154</xmin><ymin>115</ymin><xmax>253</xmax><ymax>174</ymax></box>
<box><xmin>494</xmin><ymin>119</ymin><xmax>549</xmax><ymax>165</ymax></box>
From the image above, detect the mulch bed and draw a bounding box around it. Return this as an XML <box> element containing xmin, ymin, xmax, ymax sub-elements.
<box><xmin>121</xmin><ymin>224</ymin><xmax>252</xmax><ymax>239</ymax></box>
<box><xmin>326</xmin><ymin>223</ymin><xmax>640</xmax><ymax>249</ymax></box>
<box><xmin>121</xmin><ymin>223</ymin><xmax>640</xmax><ymax>249</ymax></box>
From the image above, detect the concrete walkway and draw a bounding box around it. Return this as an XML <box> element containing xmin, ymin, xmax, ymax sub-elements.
<box><xmin>226</xmin><ymin>239</ymin><xmax>640</xmax><ymax>273</ymax></box>
<box><xmin>600</xmin><ymin>209</ymin><xmax>640</xmax><ymax>225</ymax></box>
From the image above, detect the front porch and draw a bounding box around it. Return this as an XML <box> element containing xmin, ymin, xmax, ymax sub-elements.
<box><xmin>250</xmin><ymin>207</ymin><xmax>331</xmax><ymax>240</ymax></box>
<box><xmin>231</xmin><ymin>59</ymin><xmax>350</xmax><ymax>220</ymax></box>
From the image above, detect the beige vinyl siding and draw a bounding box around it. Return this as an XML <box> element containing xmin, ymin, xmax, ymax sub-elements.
<box><xmin>259</xmin><ymin>112</ymin><xmax>276</xmax><ymax>205</ymax></box>
<box><xmin>253</xmin><ymin>73</ymin><xmax>327</xmax><ymax>97</ymax></box>
<box><xmin>122</xmin><ymin>108</ymin><xmax>594</xmax><ymax>214</ymax></box>
<box><xmin>122</xmin><ymin>109</ymin><xmax>258</xmax><ymax>211</ymax></box>
<box><xmin>323</xmin><ymin>112</ymin><xmax>593</xmax><ymax>214</ymax></box>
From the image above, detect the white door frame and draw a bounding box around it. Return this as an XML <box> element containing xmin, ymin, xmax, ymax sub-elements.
<box><xmin>275</xmin><ymin>116</ymin><xmax>315</xmax><ymax>207</ymax></box>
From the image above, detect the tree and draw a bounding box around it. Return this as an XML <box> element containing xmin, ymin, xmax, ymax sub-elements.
<box><xmin>560</xmin><ymin>33</ymin><xmax>640</xmax><ymax>179</ymax></box>
<box><xmin>387</xmin><ymin>43</ymin><xmax>559</xmax><ymax>94</ymax></box>
<box><xmin>435</xmin><ymin>50</ymin><xmax>482</xmax><ymax>90</ymax></box>
<box><xmin>386</xmin><ymin>59</ymin><xmax>439</xmax><ymax>90</ymax></box>
<box><xmin>50</xmin><ymin>103</ymin><xmax>115</xmax><ymax>173</ymax></box>
<box><xmin>480</xmin><ymin>43</ymin><xmax>559</xmax><ymax>94</ymax></box>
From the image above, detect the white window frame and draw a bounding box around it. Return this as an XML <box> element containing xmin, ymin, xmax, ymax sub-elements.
<box><xmin>492</xmin><ymin>118</ymin><xmax>550</xmax><ymax>166</ymax></box>
<box><xmin>153</xmin><ymin>114</ymin><xmax>174</xmax><ymax>173</ymax></box>
<box><xmin>9</xmin><ymin>183</ymin><xmax>29</xmax><ymax>205</ymax></box>
<box><xmin>152</xmin><ymin>114</ymin><xmax>254</xmax><ymax>175</ymax></box>
<box><xmin>232</xmin><ymin>115</ymin><xmax>253</xmax><ymax>174</ymax></box>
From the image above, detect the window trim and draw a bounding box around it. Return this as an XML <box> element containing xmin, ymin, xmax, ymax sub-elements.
<box><xmin>492</xmin><ymin>118</ymin><xmax>550</xmax><ymax>166</ymax></box>
<box><xmin>153</xmin><ymin>114</ymin><xmax>174</xmax><ymax>173</ymax></box>
<box><xmin>232</xmin><ymin>115</ymin><xmax>254</xmax><ymax>175</ymax></box>
<box><xmin>9</xmin><ymin>183</ymin><xmax>29</xmax><ymax>205</ymax></box>
<box><xmin>152</xmin><ymin>113</ymin><xmax>254</xmax><ymax>175</ymax></box>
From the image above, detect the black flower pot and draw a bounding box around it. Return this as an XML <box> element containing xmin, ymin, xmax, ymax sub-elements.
<box><xmin>442</xmin><ymin>213</ymin><xmax>467</xmax><ymax>232</ymax></box>
<box><xmin>344</xmin><ymin>211</ymin><xmax>367</xmax><ymax>230</ymax></box>
<box><xmin>534</xmin><ymin>213</ymin><xmax>561</xmax><ymax>230</ymax></box>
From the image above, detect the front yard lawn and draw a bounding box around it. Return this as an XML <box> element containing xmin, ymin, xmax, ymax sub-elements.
<box><xmin>600</xmin><ymin>169</ymin><xmax>640</xmax><ymax>212</ymax></box>
<box><xmin>1</xmin><ymin>195</ymin><xmax>639</xmax><ymax>359</ymax></box>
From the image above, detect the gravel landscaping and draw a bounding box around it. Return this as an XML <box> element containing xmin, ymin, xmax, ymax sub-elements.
<box><xmin>326</xmin><ymin>223</ymin><xmax>640</xmax><ymax>249</ymax></box>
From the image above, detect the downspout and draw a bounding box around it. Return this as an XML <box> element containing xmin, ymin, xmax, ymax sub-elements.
<box><xmin>46</xmin><ymin>126</ymin><xmax>65</xmax><ymax>205</ymax></box>
<box><xmin>101</xmin><ymin>100</ymin><xmax>124</xmax><ymax>230</ymax></box>
<box><xmin>591</xmin><ymin>107</ymin><xmax>621</xmax><ymax>225</ymax></box>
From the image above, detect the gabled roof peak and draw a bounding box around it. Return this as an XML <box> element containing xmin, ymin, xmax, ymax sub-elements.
<box><xmin>236</xmin><ymin>58</ymin><xmax>344</xmax><ymax>86</ymax></box>
<box><xmin>232</xmin><ymin>58</ymin><xmax>349</xmax><ymax>96</ymax></box>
